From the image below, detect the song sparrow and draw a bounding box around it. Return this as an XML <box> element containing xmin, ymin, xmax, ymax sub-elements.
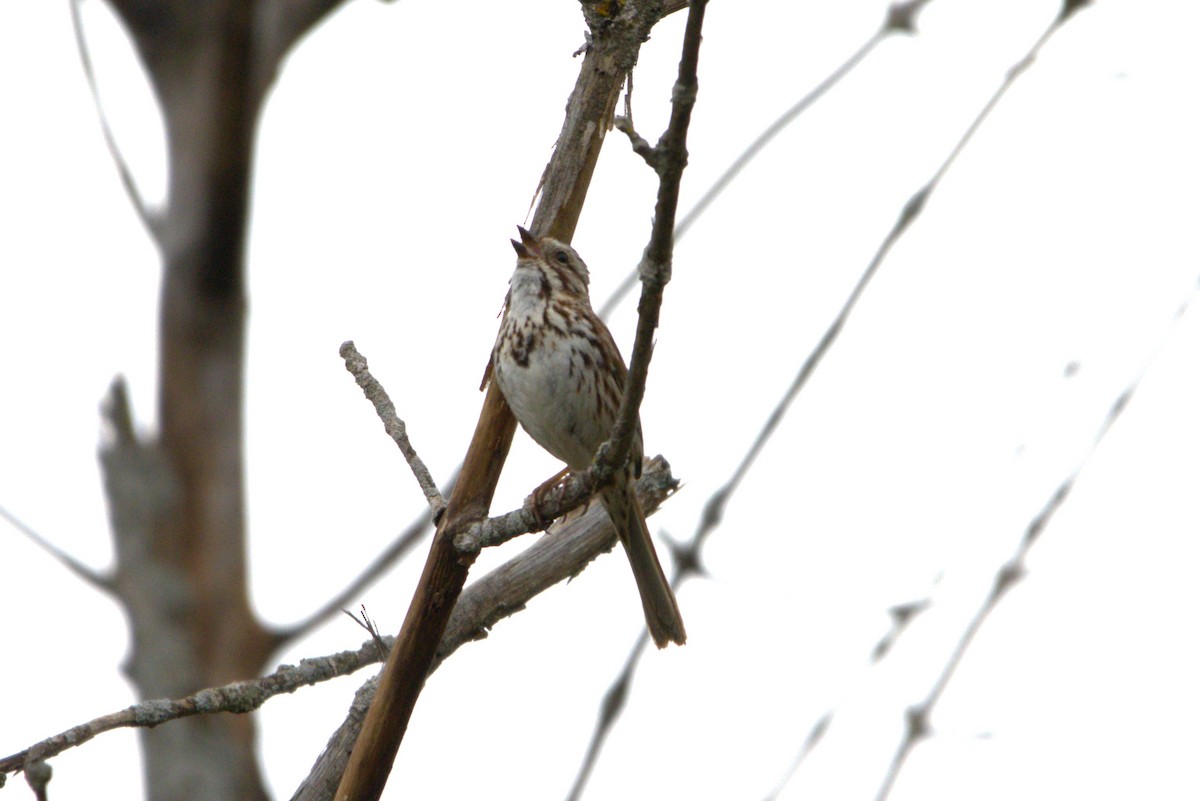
<box><xmin>491</xmin><ymin>226</ymin><xmax>687</xmax><ymax>648</ymax></box>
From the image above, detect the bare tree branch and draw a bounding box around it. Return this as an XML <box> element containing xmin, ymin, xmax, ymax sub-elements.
<box><xmin>68</xmin><ymin>0</ymin><xmax>162</xmax><ymax>244</ymax></box>
<box><xmin>0</xmin><ymin>637</ymin><xmax>386</xmax><ymax>776</ymax></box>
<box><xmin>339</xmin><ymin>341</ymin><xmax>446</xmax><ymax>519</ymax></box>
<box><xmin>603</xmin><ymin>0</ymin><xmax>709</xmax><ymax>478</ymax></box>
<box><xmin>456</xmin><ymin>457</ymin><xmax>640</xmax><ymax>554</ymax></box>
<box><xmin>612</xmin><ymin>116</ymin><xmax>656</xmax><ymax>167</ymax></box>
<box><xmin>0</xmin><ymin>504</ymin><xmax>113</xmax><ymax>593</ymax></box>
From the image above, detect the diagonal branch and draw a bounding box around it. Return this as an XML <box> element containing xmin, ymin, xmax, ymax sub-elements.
<box><xmin>339</xmin><ymin>341</ymin><xmax>445</xmax><ymax>519</ymax></box>
<box><xmin>0</xmin><ymin>505</ymin><xmax>113</xmax><ymax>594</ymax></box>
<box><xmin>68</xmin><ymin>0</ymin><xmax>162</xmax><ymax>245</ymax></box>
<box><xmin>0</xmin><ymin>638</ymin><xmax>382</xmax><ymax>775</ymax></box>
<box><xmin>602</xmin><ymin>0</ymin><xmax>709</xmax><ymax>476</ymax></box>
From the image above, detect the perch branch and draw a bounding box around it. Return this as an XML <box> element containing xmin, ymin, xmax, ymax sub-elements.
<box><xmin>0</xmin><ymin>642</ymin><xmax>382</xmax><ymax>775</ymax></box>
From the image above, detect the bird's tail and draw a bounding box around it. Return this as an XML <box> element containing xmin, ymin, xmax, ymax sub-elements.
<box><xmin>600</xmin><ymin>481</ymin><xmax>687</xmax><ymax>648</ymax></box>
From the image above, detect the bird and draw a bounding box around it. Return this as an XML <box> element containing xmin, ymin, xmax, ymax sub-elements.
<box><xmin>491</xmin><ymin>225</ymin><xmax>686</xmax><ymax>648</ymax></box>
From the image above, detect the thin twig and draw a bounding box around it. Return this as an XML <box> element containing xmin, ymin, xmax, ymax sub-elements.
<box><xmin>612</xmin><ymin>116</ymin><xmax>656</xmax><ymax>167</ymax></box>
<box><xmin>0</xmin><ymin>637</ymin><xmax>386</xmax><ymax>775</ymax></box>
<box><xmin>0</xmin><ymin>505</ymin><xmax>113</xmax><ymax>593</ymax></box>
<box><xmin>67</xmin><ymin>0</ymin><xmax>161</xmax><ymax>245</ymax></box>
<box><xmin>339</xmin><ymin>341</ymin><xmax>446</xmax><ymax>520</ymax></box>
<box><xmin>455</xmin><ymin>463</ymin><xmax>594</xmax><ymax>553</ymax></box>
<box><xmin>603</xmin><ymin>0</ymin><xmax>709</xmax><ymax>476</ymax></box>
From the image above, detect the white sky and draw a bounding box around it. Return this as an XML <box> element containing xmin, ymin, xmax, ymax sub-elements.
<box><xmin>2</xmin><ymin>0</ymin><xmax>1199</xmax><ymax>799</ymax></box>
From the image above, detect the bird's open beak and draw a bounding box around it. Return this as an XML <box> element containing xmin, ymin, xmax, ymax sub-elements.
<box><xmin>511</xmin><ymin>225</ymin><xmax>542</xmax><ymax>259</ymax></box>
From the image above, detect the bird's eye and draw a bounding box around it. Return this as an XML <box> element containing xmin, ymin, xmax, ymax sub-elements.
<box><xmin>555</xmin><ymin>250</ymin><xmax>569</xmax><ymax>265</ymax></box>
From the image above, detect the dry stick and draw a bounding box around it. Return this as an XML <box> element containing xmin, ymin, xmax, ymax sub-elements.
<box><xmin>66</xmin><ymin>0</ymin><xmax>161</xmax><ymax>244</ymax></box>
<box><xmin>330</xmin><ymin>6</ymin><xmax>675</xmax><ymax>800</ymax></box>
<box><xmin>330</xmin><ymin>380</ymin><xmax>512</xmax><ymax>801</ymax></box>
<box><xmin>0</xmin><ymin>378</ymin><xmax>150</xmax><ymax>596</ymax></box>
<box><xmin>0</xmin><ymin>505</ymin><xmax>113</xmax><ymax>593</ymax></box>
<box><xmin>0</xmin><ymin>459</ymin><xmax>678</xmax><ymax>780</ymax></box>
<box><xmin>603</xmin><ymin>0</ymin><xmax>708</xmax><ymax>480</ymax></box>
<box><xmin>339</xmin><ymin>341</ymin><xmax>446</xmax><ymax>518</ymax></box>
<box><xmin>0</xmin><ymin>640</ymin><xmax>383</xmax><ymax>775</ymax></box>
<box><xmin>598</xmin><ymin>0</ymin><xmax>934</xmax><ymax>321</ymax></box>
<box><xmin>273</xmin><ymin>345</ymin><xmax>460</xmax><ymax>647</ymax></box>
